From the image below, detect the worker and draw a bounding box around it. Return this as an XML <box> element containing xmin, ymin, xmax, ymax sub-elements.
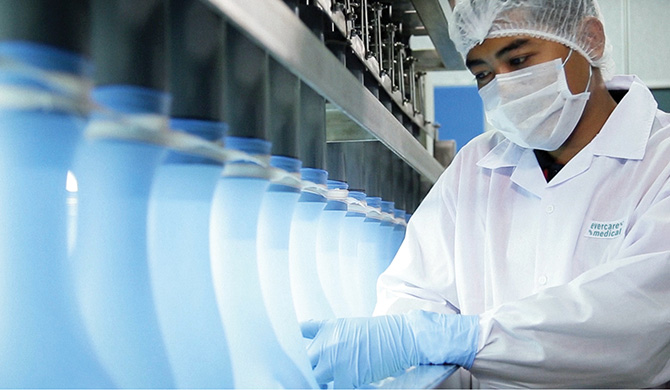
<box><xmin>301</xmin><ymin>0</ymin><xmax>670</xmax><ymax>387</ymax></box>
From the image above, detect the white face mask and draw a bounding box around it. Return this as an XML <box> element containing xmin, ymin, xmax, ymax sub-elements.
<box><xmin>478</xmin><ymin>50</ymin><xmax>592</xmax><ymax>150</ymax></box>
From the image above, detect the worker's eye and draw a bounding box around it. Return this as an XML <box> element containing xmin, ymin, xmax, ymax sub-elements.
<box><xmin>472</xmin><ymin>69</ymin><xmax>494</xmax><ymax>88</ymax></box>
<box><xmin>509</xmin><ymin>55</ymin><xmax>528</xmax><ymax>67</ymax></box>
<box><xmin>473</xmin><ymin>70</ymin><xmax>492</xmax><ymax>81</ymax></box>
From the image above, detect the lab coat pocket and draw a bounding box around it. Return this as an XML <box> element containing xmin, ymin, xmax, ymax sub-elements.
<box><xmin>575</xmin><ymin>218</ymin><xmax>628</xmax><ymax>271</ymax></box>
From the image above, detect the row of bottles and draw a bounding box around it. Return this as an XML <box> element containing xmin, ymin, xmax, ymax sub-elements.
<box><xmin>0</xmin><ymin>0</ymin><xmax>415</xmax><ymax>388</ymax></box>
<box><xmin>0</xmin><ymin>86</ymin><xmax>408</xmax><ymax>388</ymax></box>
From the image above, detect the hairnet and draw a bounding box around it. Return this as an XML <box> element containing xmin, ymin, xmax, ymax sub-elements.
<box><xmin>446</xmin><ymin>0</ymin><xmax>614</xmax><ymax>78</ymax></box>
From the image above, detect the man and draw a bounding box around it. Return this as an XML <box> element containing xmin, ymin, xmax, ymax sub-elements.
<box><xmin>302</xmin><ymin>0</ymin><xmax>670</xmax><ymax>387</ymax></box>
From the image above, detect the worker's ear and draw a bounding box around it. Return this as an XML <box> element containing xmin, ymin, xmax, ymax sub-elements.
<box><xmin>578</xmin><ymin>16</ymin><xmax>606</xmax><ymax>61</ymax></box>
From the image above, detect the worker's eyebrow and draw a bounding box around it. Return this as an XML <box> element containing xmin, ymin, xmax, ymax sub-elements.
<box><xmin>465</xmin><ymin>38</ymin><xmax>531</xmax><ymax>69</ymax></box>
<box><xmin>465</xmin><ymin>58</ymin><xmax>485</xmax><ymax>69</ymax></box>
<box><xmin>495</xmin><ymin>38</ymin><xmax>531</xmax><ymax>59</ymax></box>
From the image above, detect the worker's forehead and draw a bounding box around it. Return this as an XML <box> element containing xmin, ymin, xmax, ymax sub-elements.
<box><xmin>466</xmin><ymin>36</ymin><xmax>565</xmax><ymax>62</ymax></box>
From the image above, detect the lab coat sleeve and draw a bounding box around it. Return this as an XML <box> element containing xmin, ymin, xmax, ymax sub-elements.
<box><xmin>471</xmin><ymin>183</ymin><xmax>670</xmax><ymax>388</ymax></box>
<box><xmin>374</xmin><ymin>152</ymin><xmax>463</xmax><ymax>317</ymax></box>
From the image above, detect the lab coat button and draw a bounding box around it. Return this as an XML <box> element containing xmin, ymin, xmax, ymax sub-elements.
<box><xmin>538</xmin><ymin>275</ymin><xmax>548</xmax><ymax>285</ymax></box>
<box><xmin>545</xmin><ymin>204</ymin><xmax>555</xmax><ymax>214</ymax></box>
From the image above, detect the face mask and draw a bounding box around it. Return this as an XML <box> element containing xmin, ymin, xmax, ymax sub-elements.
<box><xmin>478</xmin><ymin>50</ymin><xmax>592</xmax><ymax>150</ymax></box>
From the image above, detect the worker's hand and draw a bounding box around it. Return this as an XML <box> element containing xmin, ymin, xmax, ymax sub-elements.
<box><xmin>301</xmin><ymin>310</ymin><xmax>480</xmax><ymax>388</ymax></box>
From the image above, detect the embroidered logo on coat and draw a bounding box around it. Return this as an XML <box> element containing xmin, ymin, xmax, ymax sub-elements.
<box><xmin>585</xmin><ymin>219</ymin><xmax>626</xmax><ymax>239</ymax></box>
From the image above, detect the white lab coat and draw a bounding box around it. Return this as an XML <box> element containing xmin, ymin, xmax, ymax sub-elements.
<box><xmin>374</xmin><ymin>75</ymin><xmax>670</xmax><ymax>388</ymax></box>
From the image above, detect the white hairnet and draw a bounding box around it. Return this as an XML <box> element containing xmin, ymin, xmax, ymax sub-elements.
<box><xmin>446</xmin><ymin>0</ymin><xmax>614</xmax><ymax>78</ymax></box>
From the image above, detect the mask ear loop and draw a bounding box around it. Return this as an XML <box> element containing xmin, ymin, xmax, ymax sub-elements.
<box><xmin>562</xmin><ymin>48</ymin><xmax>593</xmax><ymax>94</ymax></box>
<box><xmin>561</xmin><ymin>48</ymin><xmax>574</xmax><ymax>67</ymax></box>
<box><xmin>584</xmin><ymin>65</ymin><xmax>593</xmax><ymax>93</ymax></box>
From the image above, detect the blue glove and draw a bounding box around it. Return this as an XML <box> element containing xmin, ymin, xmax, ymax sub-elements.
<box><xmin>301</xmin><ymin>310</ymin><xmax>479</xmax><ymax>388</ymax></box>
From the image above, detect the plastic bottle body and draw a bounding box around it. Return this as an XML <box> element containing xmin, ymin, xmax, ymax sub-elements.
<box><xmin>0</xmin><ymin>42</ymin><xmax>113</xmax><ymax>388</ymax></box>
<box><xmin>378</xmin><ymin>220</ymin><xmax>396</xmax><ymax>273</ymax></box>
<box><xmin>356</xmin><ymin>215</ymin><xmax>384</xmax><ymax>316</ymax></box>
<box><xmin>316</xmin><ymin>200</ymin><xmax>349</xmax><ymax>317</ymax></box>
<box><xmin>211</xmin><ymin>176</ymin><xmax>313</xmax><ymax>389</ymax></box>
<box><xmin>0</xmin><ymin>111</ymin><xmax>115</xmax><ymax>388</ymax></box>
<box><xmin>210</xmin><ymin>138</ymin><xmax>313</xmax><ymax>389</ymax></box>
<box><xmin>337</xmin><ymin>211</ymin><xmax>366</xmax><ymax>317</ymax></box>
<box><xmin>377</xmin><ymin>201</ymin><xmax>397</xmax><ymax>274</ymax></box>
<box><xmin>147</xmin><ymin>119</ymin><xmax>232</xmax><ymax>388</ymax></box>
<box><xmin>289</xmin><ymin>168</ymin><xmax>334</xmax><ymax>322</ymax></box>
<box><xmin>257</xmin><ymin>182</ymin><xmax>318</xmax><ymax>388</ymax></box>
<box><xmin>70</xmin><ymin>86</ymin><xmax>174</xmax><ymax>388</ymax></box>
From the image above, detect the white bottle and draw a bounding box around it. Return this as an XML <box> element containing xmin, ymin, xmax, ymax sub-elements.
<box><xmin>147</xmin><ymin>118</ymin><xmax>233</xmax><ymax>388</ymax></box>
<box><xmin>289</xmin><ymin>168</ymin><xmax>335</xmax><ymax>322</ymax></box>
<box><xmin>210</xmin><ymin>137</ymin><xmax>314</xmax><ymax>389</ymax></box>
<box><xmin>257</xmin><ymin>155</ymin><xmax>318</xmax><ymax>389</ymax></box>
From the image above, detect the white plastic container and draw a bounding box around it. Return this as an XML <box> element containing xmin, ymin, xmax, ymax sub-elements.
<box><xmin>378</xmin><ymin>200</ymin><xmax>397</xmax><ymax>271</ymax></box>
<box><xmin>289</xmin><ymin>168</ymin><xmax>335</xmax><ymax>322</ymax></box>
<box><xmin>0</xmin><ymin>41</ymin><xmax>114</xmax><ymax>388</ymax></box>
<box><xmin>338</xmin><ymin>190</ymin><xmax>368</xmax><ymax>317</ymax></box>
<box><xmin>147</xmin><ymin>118</ymin><xmax>233</xmax><ymax>388</ymax></box>
<box><xmin>71</xmin><ymin>85</ymin><xmax>174</xmax><ymax>388</ymax></box>
<box><xmin>257</xmin><ymin>155</ymin><xmax>318</xmax><ymax>389</ymax></box>
<box><xmin>210</xmin><ymin>137</ymin><xmax>312</xmax><ymax>389</ymax></box>
<box><xmin>356</xmin><ymin>196</ymin><xmax>384</xmax><ymax>316</ymax></box>
<box><xmin>316</xmin><ymin>180</ymin><xmax>350</xmax><ymax>317</ymax></box>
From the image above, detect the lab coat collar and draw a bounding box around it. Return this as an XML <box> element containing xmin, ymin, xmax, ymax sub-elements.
<box><xmin>590</xmin><ymin>75</ymin><xmax>657</xmax><ymax>160</ymax></box>
<box><xmin>476</xmin><ymin>139</ymin><xmax>547</xmax><ymax>196</ymax></box>
<box><xmin>476</xmin><ymin>137</ymin><xmax>524</xmax><ymax>170</ymax></box>
<box><xmin>476</xmin><ymin>75</ymin><xmax>657</xmax><ymax>193</ymax></box>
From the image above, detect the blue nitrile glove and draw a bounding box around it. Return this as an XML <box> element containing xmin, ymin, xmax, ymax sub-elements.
<box><xmin>301</xmin><ymin>310</ymin><xmax>479</xmax><ymax>388</ymax></box>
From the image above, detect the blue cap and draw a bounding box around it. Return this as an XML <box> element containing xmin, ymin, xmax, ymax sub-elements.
<box><xmin>0</xmin><ymin>41</ymin><xmax>93</xmax><ymax>76</ymax></box>
<box><xmin>366</xmin><ymin>196</ymin><xmax>382</xmax><ymax>209</ymax></box>
<box><xmin>300</xmin><ymin>168</ymin><xmax>328</xmax><ymax>185</ymax></box>
<box><xmin>92</xmin><ymin>85</ymin><xmax>171</xmax><ymax>115</ymax></box>
<box><xmin>394</xmin><ymin>209</ymin><xmax>406</xmax><ymax>219</ymax></box>
<box><xmin>0</xmin><ymin>41</ymin><xmax>93</xmax><ymax>95</ymax></box>
<box><xmin>381</xmin><ymin>201</ymin><xmax>395</xmax><ymax>213</ymax></box>
<box><xmin>224</xmin><ymin>136</ymin><xmax>271</xmax><ymax>155</ymax></box>
<box><xmin>270</xmin><ymin>156</ymin><xmax>302</xmax><ymax>173</ymax></box>
<box><xmin>348</xmin><ymin>191</ymin><xmax>367</xmax><ymax>202</ymax></box>
<box><xmin>327</xmin><ymin>180</ymin><xmax>348</xmax><ymax>190</ymax></box>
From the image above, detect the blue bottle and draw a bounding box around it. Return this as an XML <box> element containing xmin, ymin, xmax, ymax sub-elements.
<box><xmin>0</xmin><ymin>41</ymin><xmax>114</xmax><ymax>388</ymax></box>
<box><xmin>338</xmin><ymin>191</ymin><xmax>368</xmax><ymax>317</ymax></box>
<box><xmin>316</xmin><ymin>180</ymin><xmax>350</xmax><ymax>317</ymax></box>
<box><xmin>257</xmin><ymin>156</ymin><xmax>318</xmax><ymax>389</ymax></box>
<box><xmin>356</xmin><ymin>196</ymin><xmax>384</xmax><ymax>316</ymax></box>
<box><xmin>71</xmin><ymin>85</ymin><xmax>175</xmax><ymax>388</ymax></box>
<box><xmin>211</xmin><ymin>137</ymin><xmax>312</xmax><ymax>389</ymax></box>
<box><xmin>147</xmin><ymin>118</ymin><xmax>233</xmax><ymax>388</ymax></box>
<box><xmin>289</xmin><ymin>168</ymin><xmax>335</xmax><ymax>322</ymax></box>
